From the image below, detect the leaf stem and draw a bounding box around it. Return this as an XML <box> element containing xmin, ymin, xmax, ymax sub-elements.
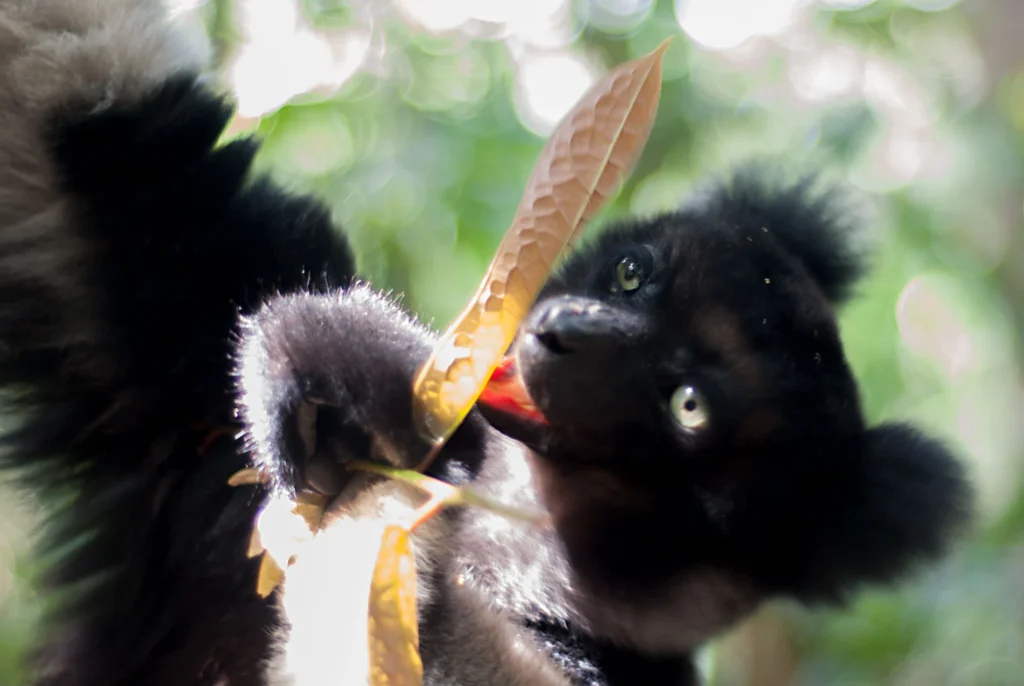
<box><xmin>346</xmin><ymin>460</ymin><xmax>547</xmax><ymax>528</ymax></box>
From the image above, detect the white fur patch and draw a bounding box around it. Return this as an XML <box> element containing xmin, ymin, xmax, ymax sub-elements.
<box><xmin>451</xmin><ymin>438</ymin><xmax>579</xmax><ymax>628</ymax></box>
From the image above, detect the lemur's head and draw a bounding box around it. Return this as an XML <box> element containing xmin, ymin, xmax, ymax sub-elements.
<box><xmin>478</xmin><ymin>171</ymin><xmax>972</xmax><ymax>603</ymax></box>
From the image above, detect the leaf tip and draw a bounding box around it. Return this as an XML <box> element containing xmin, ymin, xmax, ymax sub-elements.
<box><xmin>653</xmin><ymin>35</ymin><xmax>675</xmax><ymax>56</ymax></box>
<box><xmin>643</xmin><ymin>36</ymin><xmax>673</xmax><ymax>80</ymax></box>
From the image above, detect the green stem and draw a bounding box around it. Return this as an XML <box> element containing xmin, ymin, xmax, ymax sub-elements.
<box><xmin>347</xmin><ymin>460</ymin><xmax>547</xmax><ymax>527</ymax></box>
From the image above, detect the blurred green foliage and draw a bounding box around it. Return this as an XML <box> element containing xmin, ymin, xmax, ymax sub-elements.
<box><xmin>1</xmin><ymin>0</ymin><xmax>1022</xmax><ymax>684</ymax></box>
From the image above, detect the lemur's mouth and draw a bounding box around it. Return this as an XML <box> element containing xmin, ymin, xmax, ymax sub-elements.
<box><xmin>479</xmin><ymin>356</ymin><xmax>546</xmax><ymax>424</ymax></box>
<box><xmin>477</xmin><ymin>356</ymin><xmax>549</xmax><ymax>450</ymax></box>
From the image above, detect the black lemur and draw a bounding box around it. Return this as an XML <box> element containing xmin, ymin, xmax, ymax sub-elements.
<box><xmin>0</xmin><ymin>1</ymin><xmax>972</xmax><ymax>686</ymax></box>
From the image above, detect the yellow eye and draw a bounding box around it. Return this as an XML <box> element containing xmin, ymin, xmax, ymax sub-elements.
<box><xmin>615</xmin><ymin>257</ymin><xmax>643</xmax><ymax>292</ymax></box>
<box><xmin>671</xmin><ymin>385</ymin><xmax>709</xmax><ymax>432</ymax></box>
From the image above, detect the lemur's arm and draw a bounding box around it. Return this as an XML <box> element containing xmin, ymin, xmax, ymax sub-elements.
<box><xmin>0</xmin><ymin>2</ymin><xmax>353</xmax><ymax>684</ymax></box>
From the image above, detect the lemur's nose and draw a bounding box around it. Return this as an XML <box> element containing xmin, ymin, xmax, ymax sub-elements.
<box><xmin>526</xmin><ymin>296</ymin><xmax>637</xmax><ymax>355</ymax></box>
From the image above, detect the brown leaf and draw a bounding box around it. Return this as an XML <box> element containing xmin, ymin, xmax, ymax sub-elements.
<box><xmin>412</xmin><ymin>39</ymin><xmax>670</xmax><ymax>445</ymax></box>
<box><xmin>368</xmin><ymin>525</ymin><xmax>423</xmax><ymax>686</ymax></box>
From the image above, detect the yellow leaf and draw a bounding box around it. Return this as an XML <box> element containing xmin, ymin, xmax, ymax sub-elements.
<box><xmin>292</xmin><ymin>491</ymin><xmax>329</xmax><ymax>531</ymax></box>
<box><xmin>227</xmin><ymin>467</ymin><xmax>264</xmax><ymax>486</ymax></box>
<box><xmin>256</xmin><ymin>552</ymin><xmax>286</xmax><ymax>598</ymax></box>
<box><xmin>251</xmin><ymin>494</ymin><xmax>323</xmax><ymax>596</ymax></box>
<box><xmin>412</xmin><ymin>39</ymin><xmax>670</xmax><ymax>445</ymax></box>
<box><xmin>246</xmin><ymin>527</ymin><xmax>265</xmax><ymax>559</ymax></box>
<box><xmin>368</xmin><ymin>525</ymin><xmax>423</xmax><ymax>686</ymax></box>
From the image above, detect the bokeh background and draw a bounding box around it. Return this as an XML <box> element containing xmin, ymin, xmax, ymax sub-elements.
<box><xmin>2</xmin><ymin>0</ymin><xmax>1022</xmax><ymax>683</ymax></box>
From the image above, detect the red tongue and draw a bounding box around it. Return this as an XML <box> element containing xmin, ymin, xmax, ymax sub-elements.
<box><xmin>479</xmin><ymin>356</ymin><xmax>547</xmax><ymax>424</ymax></box>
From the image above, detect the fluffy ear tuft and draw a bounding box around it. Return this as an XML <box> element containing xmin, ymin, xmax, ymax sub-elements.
<box><xmin>803</xmin><ymin>423</ymin><xmax>974</xmax><ymax>600</ymax></box>
<box><xmin>858</xmin><ymin>423</ymin><xmax>974</xmax><ymax>561</ymax></box>
<box><xmin>688</xmin><ymin>164</ymin><xmax>870</xmax><ymax>304</ymax></box>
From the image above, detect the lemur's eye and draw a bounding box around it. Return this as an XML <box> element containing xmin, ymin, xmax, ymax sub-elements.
<box><xmin>670</xmin><ymin>385</ymin><xmax>709</xmax><ymax>432</ymax></box>
<box><xmin>615</xmin><ymin>256</ymin><xmax>644</xmax><ymax>292</ymax></box>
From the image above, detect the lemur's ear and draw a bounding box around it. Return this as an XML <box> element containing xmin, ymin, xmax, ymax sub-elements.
<box><xmin>859</xmin><ymin>423</ymin><xmax>972</xmax><ymax>563</ymax></box>
<box><xmin>689</xmin><ymin>165</ymin><xmax>868</xmax><ymax>304</ymax></box>
<box><xmin>809</xmin><ymin>423</ymin><xmax>973</xmax><ymax>596</ymax></box>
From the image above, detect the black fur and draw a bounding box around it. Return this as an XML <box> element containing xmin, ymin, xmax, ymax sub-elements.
<box><xmin>525</xmin><ymin>619</ymin><xmax>699</xmax><ymax>686</ymax></box>
<box><xmin>0</xmin><ymin>69</ymin><xmax>353</xmax><ymax>686</ymax></box>
<box><xmin>237</xmin><ymin>289</ymin><xmax>489</xmax><ymax>497</ymax></box>
<box><xmin>0</xmin><ymin>1</ymin><xmax>972</xmax><ymax>685</ymax></box>
<box><xmin>686</xmin><ymin>165</ymin><xmax>868</xmax><ymax>304</ymax></box>
<box><xmin>238</xmin><ymin>171</ymin><xmax>972</xmax><ymax>685</ymax></box>
<box><xmin>495</xmin><ymin>177</ymin><xmax>970</xmax><ymax>606</ymax></box>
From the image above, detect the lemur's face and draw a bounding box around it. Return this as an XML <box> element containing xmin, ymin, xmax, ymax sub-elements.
<box><xmin>479</xmin><ymin>213</ymin><xmax>865</xmax><ymax>473</ymax></box>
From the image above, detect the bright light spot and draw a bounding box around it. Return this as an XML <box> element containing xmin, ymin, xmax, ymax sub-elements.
<box><xmin>788</xmin><ymin>45</ymin><xmax>862</xmax><ymax>102</ymax></box>
<box><xmin>514</xmin><ymin>50</ymin><xmax>598</xmax><ymax>135</ymax></box>
<box><xmin>472</xmin><ymin>0</ymin><xmax>557</xmax><ymax>24</ymax></box>
<box><xmin>893</xmin><ymin>270</ymin><xmax>1021</xmax><ymax>523</ymax></box>
<box><xmin>850</xmin><ymin>119</ymin><xmax>950</xmax><ymax>192</ymax></box>
<box><xmin>401</xmin><ymin>50</ymin><xmax>493</xmax><ymax>115</ymax></box>
<box><xmin>589</xmin><ymin>0</ymin><xmax>656</xmax><ymax>34</ymax></box>
<box><xmin>506</xmin><ymin>0</ymin><xmax>577</xmax><ymax>48</ymax></box>
<box><xmin>395</xmin><ymin>0</ymin><xmax>573</xmax><ymax>46</ymax></box>
<box><xmin>255</xmin><ymin>496</ymin><xmax>315</xmax><ymax>573</ymax></box>
<box><xmin>899</xmin><ymin>22</ymin><xmax>986</xmax><ymax>108</ymax></box>
<box><xmin>265</xmin><ymin>110</ymin><xmax>355</xmax><ymax>177</ymax></box>
<box><xmin>165</xmin><ymin>0</ymin><xmax>209</xmax><ymax>15</ymax></box>
<box><xmin>862</xmin><ymin>59</ymin><xmax>937</xmax><ymax>130</ymax></box>
<box><xmin>846</xmin><ymin>56</ymin><xmax>947</xmax><ymax>189</ymax></box>
<box><xmin>882</xmin><ymin>126</ymin><xmax>928</xmax><ymax>182</ymax></box>
<box><xmin>231</xmin><ymin>0</ymin><xmax>370</xmax><ymax>117</ymax></box>
<box><xmin>820</xmin><ymin>0</ymin><xmax>876</xmax><ymax>8</ymax></box>
<box><xmin>277</xmin><ymin>515</ymin><xmax>386</xmax><ymax>686</ymax></box>
<box><xmin>394</xmin><ymin>0</ymin><xmax>472</xmax><ymax>33</ymax></box>
<box><xmin>902</xmin><ymin>0</ymin><xmax>962</xmax><ymax>11</ymax></box>
<box><xmin>674</xmin><ymin>0</ymin><xmax>808</xmax><ymax>51</ymax></box>
<box><xmin>896</xmin><ymin>275</ymin><xmax>975</xmax><ymax>380</ymax></box>
<box><xmin>238</xmin><ymin>0</ymin><xmax>299</xmax><ymax>38</ymax></box>
<box><xmin>955</xmin><ymin>384</ymin><xmax>1024</xmax><ymax>520</ymax></box>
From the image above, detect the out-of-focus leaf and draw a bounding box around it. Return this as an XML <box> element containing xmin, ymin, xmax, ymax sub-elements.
<box><xmin>412</xmin><ymin>39</ymin><xmax>671</xmax><ymax>445</ymax></box>
<box><xmin>368</xmin><ymin>525</ymin><xmax>423</xmax><ymax>686</ymax></box>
